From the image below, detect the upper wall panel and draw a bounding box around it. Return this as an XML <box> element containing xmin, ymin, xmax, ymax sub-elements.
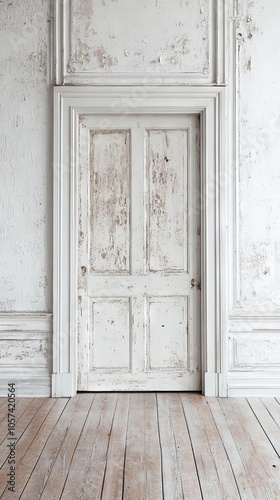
<box><xmin>55</xmin><ymin>0</ymin><xmax>226</xmax><ymax>85</ymax></box>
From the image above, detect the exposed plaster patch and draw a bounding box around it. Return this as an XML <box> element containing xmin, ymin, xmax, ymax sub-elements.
<box><xmin>77</xmin><ymin>0</ymin><xmax>94</xmax><ymax>19</ymax></box>
<box><xmin>94</xmin><ymin>45</ymin><xmax>117</xmax><ymax>69</ymax></box>
<box><xmin>74</xmin><ymin>40</ymin><xmax>91</xmax><ymax>65</ymax></box>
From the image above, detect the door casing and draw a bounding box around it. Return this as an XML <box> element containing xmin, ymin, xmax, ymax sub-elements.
<box><xmin>52</xmin><ymin>85</ymin><xmax>227</xmax><ymax>397</ymax></box>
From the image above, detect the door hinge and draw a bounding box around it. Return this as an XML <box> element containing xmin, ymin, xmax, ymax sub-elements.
<box><xmin>191</xmin><ymin>278</ymin><xmax>201</xmax><ymax>290</ymax></box>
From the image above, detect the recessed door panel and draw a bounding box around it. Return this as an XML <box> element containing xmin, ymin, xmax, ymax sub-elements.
<box><xmin>89</xmin><ymin>130</ymin><xmax>130</xmax><ymax>274</ymax></box>
<box><xmin>147</xmin><ymin>129</ymin><xmax>188</xmax><ymax>272</ymax></box>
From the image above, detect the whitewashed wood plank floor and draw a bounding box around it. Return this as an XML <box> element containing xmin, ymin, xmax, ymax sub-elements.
<box><xmin>0</xmin><ymin>393</ymin><xmax>280</xmax><ymax>499</ymax></box>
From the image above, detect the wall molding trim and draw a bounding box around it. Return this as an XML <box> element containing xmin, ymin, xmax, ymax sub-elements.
<box><xmin>54</xmin><ymin>0</ymin><xmax>227</xmax><ymax>86</ymax></box>
<box><xmin>228</xmin><ymin>372</ymin><xmax>280</xmax><ymax>397</ymax></box>
<box><xmin>52</xmin><ymin>85</ymin><xmax>227</xmax><ymax>397</ymax></box>
<box><xmin>228</xmin><ymin>311</ymin><xmax>280</xmax><ymax>323</ymax></box>
<box><xmin>0</xmin><ymin>312</ymin><xmax>52</xmax><ymax>331</ymax></box>
<box><xmin>0</xmin><ymin>312</ymin><xmax>52</xmax><ymax>397</ymax></box>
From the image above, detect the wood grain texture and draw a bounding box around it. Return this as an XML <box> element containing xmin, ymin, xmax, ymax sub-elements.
<box><xmin>247</xmin><ymin>397</ymin><xmax>280</xmax><ymax>457</ymax></box>
<box><xmin>20</xmin><ymin>397</ymin><xmax>84</xmax><ymax>499</ymax></box>
<box><xmin>101</xmin><ymin>393</ymin><xmax>130</xmax><ymax>500</ymax></box>
<box><xmin>157</xmin><ymin>393</ymin><xmax>202</xmax><ymax>499</ymax></box>
<box><xmin>123</xmin><ymin>393</ymin><xmax>163</xmax><ymax>499</ymax></box>
<box><xmin>207</xmin><ymin>397</ymin><xmax>256</xmax><ymax>500</ymax></box>
<box><xmin>0</xmin><ymin>398</ymin><xmax>34</xmax><ymax>445</ymax></box>
<box><xmin>261</xmin><ymin>397</ymin><xmax>280</xmax><ymax>429</ymax></box>
<box><xmin>0</xmin><ymin>397</ymin><xmax>21</xmax><ymax>425</ymax></box>
<box><xmin>219</xmin><ymin>398</ymin><xmax>280</xmax><ymax>499</ymax></box>
<box><xmin>180</xmin><ymin>394</ymin><xmax>241</xmax><ymax>499</ymax></box>
<box><xmin>40</xmin><ymin>394</ymin><xmax>94</xmax><ymax>500</ymax></box>
<box><xmin>0</xmin><ymin>398</ymin><xmax>44</xmax><ymax>463</ymax></box>
<box><xmin>1</xmin><ymin>394</ymin><xmax>280</xmax><ymax>499</ymax></box>
<box><xmin>60</xmin><ymin>393</ymin><xmax>118</xmax><ymax>499</ymax></box>
<box><xmin>0</xmin><ymin>398</ymin><xmax>65</xmax><ymax>498</ymax></box>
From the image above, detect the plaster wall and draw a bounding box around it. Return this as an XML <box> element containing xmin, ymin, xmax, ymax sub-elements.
<box><xmin>237</xmin><ymin>0</ymin><xmax>280</xmax><ymax>312</ymax></box>
<box><xmin>1</xmin><ymin>0</ymin><xmax>280</xmax><ymax>395</ymax></box>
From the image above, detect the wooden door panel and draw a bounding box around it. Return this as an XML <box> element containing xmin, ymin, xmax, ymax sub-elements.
<box><xmin>147</xmin><ymin>129</ymin><xmax>188</xmax><ymax>272</ymax></box>
<box><xmin>77</xmin><ymin>114</ymin><xmax>201</xmax><ymax>391</ymax></box>
<box><xmin>147</xmin><ymin>297</ymin><xmax>188</xmax><ymax>370</ymax></box>
<box><xmin>89</xmin><ymin>129</ymin><xmax>130</xmax><ymax>274</ymax></box>
<box><xmin>89</xmin><ymin>299</ymin><xmax>130</xmax><ymax>370</ymax></box>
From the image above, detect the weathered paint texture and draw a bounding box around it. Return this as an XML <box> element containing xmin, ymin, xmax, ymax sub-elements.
<box><xmin>77</xmin><ymin>115</ymin><xmax>200</xmax><ymax>391</ymax></box>
<box><xmin>69</xmin><ymin>0</ymin><xmax>209</xmax><ymax>75</ymax></box>
<box><xmin>237</xmin><ymin>0</ymin><xmax>280</xmax><ymax>311</ymax></box>
<box><xmin>147</xmin><ymin>129</ymin><xmax>188</xmax><ymax>272</ymax></box>
<box><xmin>0</xmin><ymin>0</ymin><xmax>51</xmax><ymax>311</ymax></box>
<box><xmin>89</xmin><ymin>130</ymin><xmax>130</xmax><ymax>274</ymax></box>
<box><xmin>1</xmin><ymin>0</ymin><xmax>280</xmax><ymax>395</ymax></box>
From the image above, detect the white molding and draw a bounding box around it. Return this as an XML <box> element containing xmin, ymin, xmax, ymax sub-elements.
<box><xmin>0</xmin><ymin>312</ymin><xmax>52</xmax><ymax>332</ymax></box>
<box><xmin>0</xmin><ymin>312</ymin><xmax>52</xmax><ymax>397</ymax></box>
<box><xmin>228</xmin><ymin>314</ymin><xmax>280</xmax><ymax>379</ymax></box>
<box><xmin>52</xmin><ymin>373</ymin><xmax>75</xmax><ymax>397</ymax></box>
<box><xmin>226</xmin><ymin>0</ymin><xmax>240</xmax><ymax>312</ymax></box>
<box><xmin>215</xmin><ymin>0</ymin><xmax>226</xmax><ymax>84</ymax></box>
<box><xmin>228</xmin><ymin>372</ymin><xmax>280</xmax><ymax>397</ymax></box>
<box><xmin>54</xmin><ymin>0</ymin><xmax>226</xmax><ymax>85</ymax></box>
<box><xmin>53</xmin><ymin>85</ymin><xmax>226</xmax><ymax>397</ymax></box>
<box><xmin>204</xmin><ymin>372</ymin><xmax>219</xmax><ymax>396</ymax></box>
<box><xmin>228</xmin><ymin>311</ymin><xmax>280</xmax><ymax>323</ymax></box>
<box><xmin>0</xmin><ymin>378</ymin><xmax>51</xmax><ymax>398</ymax></box>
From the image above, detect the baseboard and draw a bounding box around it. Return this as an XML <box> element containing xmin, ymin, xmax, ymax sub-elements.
<box><xmin>0</xmin><ymin>312</ymin><xmax>52</xmax><ymax>397</ymax></box>
<box><xmin>0</xmin><ymin>377</ymin><xmax>51</xmax><ymax>397</ymax></box>
<box><xmin>52</xmin><ymin>373</ymin><xmax>75</xmax><ymax>397</ymax></box>
<box><xmin>228</xmin><ymin>372</ymin><xmax>280</xmax><ymax>397</ymax></box>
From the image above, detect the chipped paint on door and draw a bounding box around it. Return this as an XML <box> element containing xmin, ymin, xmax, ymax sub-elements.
<box><xmin>89</xmin><ymin>130</ymin><xmax>130</xmax><ymax>274</ymax></box>
<box><xmin>147</xmin><ymin>129</ymin><xmax>188</xmax><ymax>272</ymax></box>
<box><xmin>77</xmin><ymin>114</ymin><xmax>201</xmax><ymax>391</ymax></box>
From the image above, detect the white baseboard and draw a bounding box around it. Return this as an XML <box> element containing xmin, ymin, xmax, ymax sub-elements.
<box><xmin>227</xmin><ymin>312</ymin><xmax>280</xmax><ymax>396</ymax></box>
<box><xmin>52</xmin><ymin>373</ymin><xmax>75</xmax><ymax>397</ymax></box>
<box><xmin>228</xmin><ymin>372</ymin><xmax>280</xmax><ymax>397</ymax></box>
<box><xmin>0</xmin><ymin>377</ymin><xmax>51</xmax><ymax>397</ymax></box>
<box><xmin>0</xmin><ymin>312</ymin><xmax>52</xmax><ymax>397</ymax></box>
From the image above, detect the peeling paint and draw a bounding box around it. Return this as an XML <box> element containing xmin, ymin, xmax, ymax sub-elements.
<box><xmin>88</xmin><ymin>130</ymin><xmax>130</xmax><ymax>273</ymax></box>
<box><xmin>68</xmin><ymin>0</ymin><xmax>209</xmax><ymax>74</ymax></box>
<box><xmin>238</xmin><ymin>0</ymin><xmax>280</xmax><ymax>310</ymax></box>
<box><xmin>93</xmin><ymin>45</ymin><xmax>117</xmax><ymax>69</ymax></box>
<box><xmin>0</xmin><ymin>0</ymin><xmax>51</xmax><ymax>312</ymax></box>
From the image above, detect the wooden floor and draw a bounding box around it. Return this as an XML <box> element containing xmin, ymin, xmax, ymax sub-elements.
<box><xmin>0</xmin><ymin>394</ymin><xmax>280</xmax><ymax>499</ymax></box>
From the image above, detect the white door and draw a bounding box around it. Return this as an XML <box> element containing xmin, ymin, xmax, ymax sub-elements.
<box><xmin>77</xmin><ymin>114</ymin><xmax>201</xmax><ymax>391</ymax></box>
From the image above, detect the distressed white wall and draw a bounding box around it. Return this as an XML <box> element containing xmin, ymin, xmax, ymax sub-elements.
<box><xmin>228</xmin><ymin>0</ymin><xmax>280</xmax><ymax>395</ymax></box>
<box><xmin>58</xmin><ymin>0</ymin><xmax>223</xmax><ymax>84</ymax></box>
<box><xmin>0</xmin><ymin>0</ymin><xmax>52</xmax><ymax>395</ymax></box>
<box><xmin>1</xmin><ymin>0</ymin><xmax>280</xmax><ymax>395</ymax></box>
<box><xmin>0</xmin><ymin>0</ymin><xmax>52</xmax><ymax>312</ymax></box>
<box><xmin>237</xmin><ymin>0</ymin><xmax>280</xmax><ymax>312</ymax></box>
<box><xmin>69</xmin><ymin>0</ymin><xmax>209</xmax><ymax>74</ymax></box>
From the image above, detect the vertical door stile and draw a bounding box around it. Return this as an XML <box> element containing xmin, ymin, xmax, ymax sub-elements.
<box><xmin>77</xmin><ymin>118</ymin><xmax>91</xmax><ymax>389</ymax></box>
<box><xmin>188</xmin><ymin>117</ymin><xmax>201</xmax><ymax>371</ymax></box>
<box><xmin>130</xmin><ymin>126</ymin><xmax>146</xmax><ymax>374</ymax></box>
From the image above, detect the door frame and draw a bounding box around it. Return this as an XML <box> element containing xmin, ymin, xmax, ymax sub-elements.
<box><xmin>52</xmin><ymin>85</ymin><xmax>227</xmax><ymax>397</ymax></box>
